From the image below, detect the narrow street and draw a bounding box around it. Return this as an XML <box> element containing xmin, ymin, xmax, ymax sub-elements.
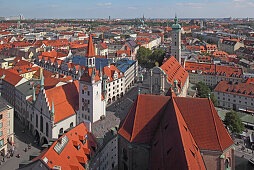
<box><xmin>0</xmin><ymin>116</ymin><xmax>40</xmax><ymax>170</ymax></box>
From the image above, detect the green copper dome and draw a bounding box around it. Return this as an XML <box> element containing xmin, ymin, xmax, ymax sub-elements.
<box><xmin>172</xmin><ymin>15</ymin><xmax>181</xmax><ymax>30</ymax></box>
<box><xmin>172</xmin><ymin>24</ymin><xmax>181</xmax><ymax>29</ymax></box>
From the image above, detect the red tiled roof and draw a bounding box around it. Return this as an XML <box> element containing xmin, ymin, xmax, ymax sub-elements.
<box><xmin>99</xmin><ymin>43</ymin><xmax>108</xmax><ymax>49</ymax></box>
<box><xmin>246</xmin><ymin>78</ymin><xmax>254</xmax><ymax>84</ymax></box>
<box><xmin>118</xmin><ymin>95</ymin><xmax>208</xmax><ymax>169</ymax></box>
<box><xmin>45</xmin><ymin>81</ymin><xmax>79</xmax><ymax>123</ymax></box>
<box><xmin>41</xmin><ymin>50</ymin><xmax>67</xmax><ymax>58</ymax></box>
<box><xmin>7</xmin><ymin>65</ymin><xmax>39</xmax><ymax>75</ymax></box>
<box><xmin>36</xmin><ymin>123</ymin><xmax>97</xmax><ymax>170</ymax></box>
<box><xmin>103</xmin><ymin>65</ymin><xmax>123</xmax><ymax>82</ymax></box>
<box><xmin>151</xmin><ymin>97</ymin><xmax>206</xmax><ymax>170</ymax></box>
<box><xmin>117</xmin><ymin>50</ymin><xmax>131</xmax><ymax>56</ymax></box>
<box><xmin>0</xmin><ymin>68</ymin><xmax>24</xmax><ymax>86</ymax></box>
<box><xmin>118</xmin><ymin>95</ymin><xmax>234</xmax><ymax>153</ymax></box>
<box><xmin>185</xmin><ymin>62</ymin><xmax>243</xmax><ymax>78</ymax></box>
<box><xmin>174</xmin><ymin>97</ymin><xmax>234</xmax><ymax>151</ymax></box>
<box><xmin>214</xmin><ymin>81</ymin><xmax>254</xmax><ymax>97</ymax></box>
<box><xmin>118</xmin><ymin>95</ymin><xmax>171</xmax><ymax>143</ymax></box>
<box><xmin>160</xmin><ymin>57</ymin><xmax>188</xmax><ymax>91</ymax></box>
<box><xmin>33</xmin><ymin>69</ymin><xmax>55</xmax><ymax>79</ymax></box>
<box><xmin>86</xmin><ymin>35</ymin><xmax>95</xmax><ymax>57</ymax></box>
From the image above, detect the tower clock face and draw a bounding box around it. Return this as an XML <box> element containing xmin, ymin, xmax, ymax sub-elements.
<box><xmin>83</xmin><ymin>85</ymin><xmax>88</xmax><ymax>91</ymax></box>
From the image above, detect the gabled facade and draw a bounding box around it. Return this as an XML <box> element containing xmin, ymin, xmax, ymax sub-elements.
<box><xmin>26</xmin><ymin>73</ymin><xmax>78</xmax><ymax>144</ymax></box>
<box><xmin>149</xmin><ymin>56</ymin><xmax>189</xmax><ymax>96</ymax></box>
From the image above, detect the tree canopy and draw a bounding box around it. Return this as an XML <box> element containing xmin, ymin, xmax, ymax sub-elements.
<box><xmin>224</xmin><ymin>110</ymin><xmax>244</xmax><ymax>134</ymax></box>
<box><xmin>136</xmin><ymin>47</ymin><xmax>165</xmax><ymax>68</ymax></box>
<box><xmin>196</xmin><ymin>82</ymin><xmax>218</xmax><ymax>106</ymax></box>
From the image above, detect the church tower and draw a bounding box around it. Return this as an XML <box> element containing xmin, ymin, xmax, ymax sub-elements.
<box><xmin>78</xmin><ymin>35</ymin><xmax>106</xmax><ymax>124</ymax></box>
<box><xmin>171</xmin><ymin>15</ymin><xmax>182</xmax><ymax>64</ymax></box>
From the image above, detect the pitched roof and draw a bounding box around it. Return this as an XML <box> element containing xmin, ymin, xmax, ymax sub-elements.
<box><xmin>160</xmin><ymin>57</ymin><xmax>189</xmax><ymax>91</ymax></box>
<box><xmin>31</xmin><ymin>123</ymin><xmax>98</xmax><ymax>170</ymax></box>
<box><xmin>214</xmin><ymin>81</ymin><xmax>254</xmax><ymax>97</ymax></box>
<box><xmin>0</xmin><ymin>68</ymin><xmax>24</xmax><ymax>86</ymax></box>
<box><xmin>118</xmin><ymin>95</ymin><xmax>233</xmax><ymax>152</ymax></box>
<box><xmin>102</xmin><ymin>65</ymin><xmax>123</xmax><ymax>82</ymax></box>
<box><xmin>86</xmin><ymin>35</ymin><xmax>95</xmax><ymax>58</ymax></box>
<box><xmin>150</xmin><ymin>98</ymin><xmax>206</xmax><ymax>170</ymax></box>
<box><xmin>185</xmin><ymin>62</ymin><xmax>243</xmax><ymax>78</ymax></box>
<box><xmin>118</xmin><ymin>95</ymin><xmax>206</xmax><ymax>169</ymax></box>
<box><xmin>118</xmin><ymin>95</ymin><xmax>170</xmax><ymax>143</ymax></box>
<box><xmin>173</xmin><ymin>97</ymin><xmax>234</xmax><ymax>151</ymax></box>
<box><xmin>45</xmin><ymin>81</ymin><xmax>79</xmax><ymax>123</ymax></box>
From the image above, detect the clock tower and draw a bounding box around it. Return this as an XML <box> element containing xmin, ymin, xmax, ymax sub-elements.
<box><xmin>78</xmin><ymin>35</ymin><xmax>106</xmax><ymax>125</ymax></box>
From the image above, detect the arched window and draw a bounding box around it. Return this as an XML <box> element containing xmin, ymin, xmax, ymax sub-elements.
<box><xmin>40</xmin><ymin>115</ymin><xmax>43</xmax><ymax>133</ymax></box>
<box><xmin>46</xmin><ymin>122</ymin><xmax>49</xmax><ymax>137</ymax></box>
<box><xmin>59</xmin><ymin>128</ymin><xmax>63</xmax><ymax>134</ymax></box>
<box><xmin>36</xmin><ymin>115</ymin><xmax>38</xmax><ymax>128</ymax></box>
<box><xmin>225</xmin><ymin>158</ymin><xmax>230</xmax><ymax>169</ymax></box>
<box><xmin>70</xmin><ymin>122</ymin><xmax>73</xmax><ymax>128</ymax></box>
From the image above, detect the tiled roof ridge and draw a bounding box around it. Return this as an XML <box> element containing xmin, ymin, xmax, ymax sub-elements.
<box><xmin>207</xmin><ymin>98</ymin><xmax>223</xmax><ymax>151</ymax></box>
<box><xmin>170</xmin><ymin>98</ymin><xmax>190</xmax><ymax>168</ymax></box>
<box><xmin>120</xmin><ymin>96</ymin><xmax>138</xmax><ymax>141</ymax></box>
<box><xmin>171</xmin><ymin>98</ymin><xmax>205</xmax><ymax>169</ymax></box>
<box><xmin>130</xmin><ymin>95</ymin><xmax>140</xmax><ymax>142</ymax></box>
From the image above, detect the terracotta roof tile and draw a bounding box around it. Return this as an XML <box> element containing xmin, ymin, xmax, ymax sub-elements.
<box><xmin>214</xmin><ymin>81</ymin><xmax>254</xmax><ymax>97</ymax></box>
<box><xmin>160</xmin><ymin>57</ymin><xmax>188</xmax><ymax>91</ymax></box>
<box><xmin>32</xmin><ymin>123</ymin><xmax>98</xmax><ymax>170</ymax></box>
<box><xmin>45</xmin><ymin>81</ymin><xmax>79</xmax><ymax>123</ymax></box>
<box><xmin>86</xmin><ymin>35</ymin><xmax>95</xmax><ymax>57</ymax></box>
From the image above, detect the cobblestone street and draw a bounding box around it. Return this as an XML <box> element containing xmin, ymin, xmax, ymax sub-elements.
<box><xmin>0</xmin><ymin>116</ymin><xmax>40</xmax><ymax>170</ymax></box>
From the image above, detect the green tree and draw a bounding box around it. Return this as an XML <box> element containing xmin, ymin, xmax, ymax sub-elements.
<box><xmin>196</xmin><ymin>82</ymin><xmax>218</xmax><ymax>106</ymax></box>
<box><xmin>136</xmin><ymin>47</ymin><xmax>152</xmax><ymax>66</ymax></box>
<box><xmin>224</xmin><ymin>110</ymin><xmax>244</xmax><ymax>134</ymax></box>
<box><xmin>149</xmin><ymin>49</ymin><xmax>165</xmax><ymax>65</ymax></box>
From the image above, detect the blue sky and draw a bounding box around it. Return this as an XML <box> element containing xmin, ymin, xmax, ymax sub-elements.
<box><xmin>0</xmin><ymin>0</ymin><xmax>253</xmax><ymax>19</ymax></box>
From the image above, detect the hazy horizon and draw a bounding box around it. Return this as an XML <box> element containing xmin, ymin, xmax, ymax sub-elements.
<box><xmin>1</xmin><ymin>0</ymin><xmax>254</xmax><ymax>19</ymax></box>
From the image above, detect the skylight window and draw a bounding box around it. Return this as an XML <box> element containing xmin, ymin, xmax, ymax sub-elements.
<box><xmin>54</xmin><ymin>135</ymin><xmax>69</xmax><ymax>155</ymax></box>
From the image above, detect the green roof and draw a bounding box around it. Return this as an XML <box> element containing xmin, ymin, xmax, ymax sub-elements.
<box><xmin>172</xmin><ymin>23</ymin><xmax>181</xmax><ymax>30</ymax></box>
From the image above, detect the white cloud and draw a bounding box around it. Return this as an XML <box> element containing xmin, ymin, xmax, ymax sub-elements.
<box><xmin>96</xmin><ymin>2</ymin><xmax>112</xmax><ymax>7</ymax></box>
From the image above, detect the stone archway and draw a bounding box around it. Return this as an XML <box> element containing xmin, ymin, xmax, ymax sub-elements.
<box><xmin>41</xmin><ymin>136</ymin><xmax>48</xmax><ymax>145</ymax></box>
<box><xmin>34</xmin><ymin>130</ymin><xmax>40</xmax><ymax>142</ymax></box>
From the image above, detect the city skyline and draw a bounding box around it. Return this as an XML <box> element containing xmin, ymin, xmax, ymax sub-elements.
<box><xmin>1</xmin><ymin>0</ymin><xmax>254</xmax><ymax>19</ymax></box>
